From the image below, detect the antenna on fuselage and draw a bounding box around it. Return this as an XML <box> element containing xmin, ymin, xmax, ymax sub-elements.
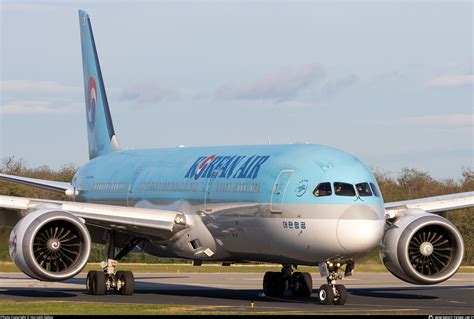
<box><xmin>267</xmin><ymin>136</ymin><xmax>271</xmax><ymax>144</ymax></box>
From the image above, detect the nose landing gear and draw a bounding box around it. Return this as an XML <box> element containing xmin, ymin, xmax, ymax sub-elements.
<box><xmin>317</xmin><ymin>260</ymin><xmax>353</xmax><ymax>305</ymax></box>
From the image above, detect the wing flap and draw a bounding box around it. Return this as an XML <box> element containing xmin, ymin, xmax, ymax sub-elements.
<box><xmin>61</xmin><ymin>201</ymin><xmax>178</xmax><ymax>232</ymax></box>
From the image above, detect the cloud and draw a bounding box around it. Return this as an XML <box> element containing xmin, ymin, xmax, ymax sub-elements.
<box><xmin>0</xmin><ymin>100</ymin><xmax>79</xmax><ymax>114</ymax></box>
<box><xmin>403</xmin><ymin>113</ymin><xmax>473</xmax><ymax>127</ymax></box>
<box><xmin>120</xmin><ymin>82</ymin><xmax>182</xmax><ymax>104</ymax></box>
<box><xmin>1</xmin><ymin>3</ymin><xmax>65</xmax><ymax>12</ymax></box>
<box><xmin>1</xmin><ymin>80</ymin><xmax>83</xmax><ymax>114</ymax></box>
<box><xmin>118</xmin><ymin>64</ymin><xmax>357</xmax><ymax>109</ymax></box>
<box><xmin>368</xmin><ymin>71</ymin><xmax>402</xmax><ymax>85</ymax></box>
<box><xmin>323</xmin><ymin>74</ymin><xmax>359</xmax><ymax>97</ymax></box>
<box><xmin>1</xmin><ymin>80</ymin><xmax>81</xmax><ymax>95</ymax></box>
<box><xmin>236</xmin><ymin>99</ymin><xmax>315</xmax><ymax>110</ymax></box>
<box><xmin>215</xmin><ymin>64</ymin><xmax>326</xmax><ymax>102</ymax></box>
<box><xmin>427</xmin><ymin>75</ymin><xmax>473</xmax><ymax>88</ymax></box>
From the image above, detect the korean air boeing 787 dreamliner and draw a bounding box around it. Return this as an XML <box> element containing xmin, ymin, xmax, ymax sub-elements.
<box><xmin>0</xmin><ymin>10</ymin><xmax>472</xmax><ymax>305</ymax></box>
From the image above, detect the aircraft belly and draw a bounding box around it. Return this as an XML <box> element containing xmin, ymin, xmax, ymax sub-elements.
<box><xmin>203</xmin><ymin>203</ymin><xmax>382</xmax><ymax>264</ymax></box>
<box><xmin>210</xmin><ymin>217</ymin><xmax>349</xmax><ymax>264</ymax></box>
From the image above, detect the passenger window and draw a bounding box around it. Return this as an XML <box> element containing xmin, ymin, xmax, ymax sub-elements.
<box><xmin>313</xmin><ymin>182</ymin><xmax>332</xmax><ymax>197</ymax></box>
<box><xmin>370</xmin><ymin>182</ymin><xmax>381</xmax><ymax>197</ymax></box>
<box><xmin>334</xmin><ymin>182</ymin><xmax>356</xmax><ymax>196</ymax></box>
<box><xmin>356</xmin><ymin>182</ymin><xmax>372</xmax><ymax>196</ymax></box>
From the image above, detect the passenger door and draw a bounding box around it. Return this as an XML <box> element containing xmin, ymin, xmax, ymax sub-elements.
<box><xmin>204</xmin><ymin>168</ymin><xmax>221</xmax><ymax>211</ymax></box>
<box><xmin>270</xmin><ymin>169</ymin><xmax>294</xmax><ymax>213</ymax></box>
<box><xmin>127</xmin><ymin>167</ymin><xmax>143</xmax><ymax>207</ymax></box>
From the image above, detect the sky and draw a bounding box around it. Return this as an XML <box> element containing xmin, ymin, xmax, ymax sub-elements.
<box><xmin>1</xmin><ymin>0</ymin><xmax>472</xmax><ymax>180</ymax></box>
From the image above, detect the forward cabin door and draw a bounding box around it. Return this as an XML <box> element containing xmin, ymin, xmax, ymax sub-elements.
<box><xmin>127</xmin><ymin>167</ymin><xmax>143</xmax><ymax>207</ymax></box>
<box><xmin>270</xmin><ymin>169</ymin><xmax>294</xmax><ymax>213</ymax></box>
<box><xmin>204</xmin><ymin>168</ymin><xmax>220</xmax><ymax>211</ymax></box>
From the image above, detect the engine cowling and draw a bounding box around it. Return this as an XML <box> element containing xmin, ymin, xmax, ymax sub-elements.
<box><xmin>9</xmin><ymin>209</ymin><xmax>91</xmax><ymax>281</ymax></box>
<box><xmin>381</xmin><ymin>209</ymin><xmax>464</xmax><ymax>285</ymax></box>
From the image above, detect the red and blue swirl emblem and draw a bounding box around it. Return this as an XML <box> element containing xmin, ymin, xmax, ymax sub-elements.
<box><xmin>87</xmin><ymin>76</ymin><xmax>97</xmax><ymax>131</ymax></box>
<box><xmin>195</xmin><ymin>155</ymin><xmax>216</xmax><ymax>176</ymax></box>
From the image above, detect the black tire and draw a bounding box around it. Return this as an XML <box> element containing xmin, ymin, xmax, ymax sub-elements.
<box><xmin>291</xmin><ymin>272</ymin><xmax>312</xmax><ymax>297</ymax></box>
<box><xmin>117</xmin><ymin>271</ymin><xmax>134</xmax><ymax>295</ymax></box>
<box><xmin>91</xmin><ymin>270</ymin><xmax>106</xmax><ymax>295</ymax></box>
<box><xmin>318</xmin><ymin>284</ymin><xmax>334</xmax><ymax>305</ymax></box>
<box><xmin>273</xmin><ymin>273</ymin><xmax>286</xmax><ymax>297</ymax></box>
<box><xmin>263</xmin><ymin>272</ymin><xmax>286</xmax><ymax>297</ymax></box>
<box><xmin>86</xmin><ymin>270</ymin><xmax>94</xmax><ymax>294</ymax></box>
<box><xmin>263</xmin><ymin>272</ymin><xmax>276</xmax><ymax>296</ymax></box>
<box><xmin>290</xmin><ymin>271</ymin><xmax>301</xmax><ymax>295</ymax></box>
<box><xmin>333</xmin><ymin>284</ymin><xmax>347</xmax><ymax>305</ymax></box>
<box><xmin>300</xmin><ymin>273</ymin><xmax>313</xmax><ymax>297</ymax></box>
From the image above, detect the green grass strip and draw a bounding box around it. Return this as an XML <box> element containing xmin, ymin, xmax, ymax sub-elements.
<box><xmin>0</xmin><ymin>261</ymin><xmax>472</xmax><ymax>273</ymax></box>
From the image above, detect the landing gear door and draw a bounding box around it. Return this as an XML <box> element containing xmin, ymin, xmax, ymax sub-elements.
<box><xmin>270</xmin><ymin>169</ymin><xmax>294</xmax><ymax>213</ymax></box>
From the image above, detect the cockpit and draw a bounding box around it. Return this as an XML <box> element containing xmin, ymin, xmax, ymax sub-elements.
<box><xmin>313</xmin><ymin>182</ymin><xmax>381</xmax><ymax>198</ymax></box>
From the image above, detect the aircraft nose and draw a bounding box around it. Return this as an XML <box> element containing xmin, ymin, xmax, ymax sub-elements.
<box><xmin>336</xmin><ymin>205</ymin><xmax>385</xmax><ymax>254</ymax></box>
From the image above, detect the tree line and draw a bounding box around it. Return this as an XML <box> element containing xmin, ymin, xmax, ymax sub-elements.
<box><xmin>0</xmin><ymin>156</ymin><xmax>472</xmax><ymax>264</ymax></box>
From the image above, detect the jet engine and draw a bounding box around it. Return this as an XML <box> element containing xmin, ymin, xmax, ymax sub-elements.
<box><xmin>380</xmin><ymin>209</ymin><xmax>464</xmax><ymax>285</ymax></box>
<box><xmin>9</xmin><ymin>209</ymin><xmax>91</xmax><ymax>281</ymax></box>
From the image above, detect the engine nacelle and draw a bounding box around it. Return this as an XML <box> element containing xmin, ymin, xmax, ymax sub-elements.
<box><xmin>9</xmin><ymin>209</ymin><xmax>91</xmax><ymax>281</ymax></box>
<box><xmin>381</xmin><ymin>209</ymin><xmax>464</xmax><ymax>285</ymax></box>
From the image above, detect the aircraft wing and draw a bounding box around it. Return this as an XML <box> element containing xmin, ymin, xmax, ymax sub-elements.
<box><xmin>0</xmin><ymin>195</ymin><xmax>187</xmax><ymax>239</ymax></box>
<box><xmin>0</xmin><ymin>173</ymin><xmax>77</xmax><ymax>197</ymax></box>
<box><xmin>384</xmin><ymin>191</ymin><xmax>474</xmax><ymax>217</ymax></box>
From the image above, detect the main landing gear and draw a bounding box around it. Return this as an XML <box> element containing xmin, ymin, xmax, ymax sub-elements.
<box><xmin>263</xmin><ymin>264</ymin><xmax>312</xmax><ymax>298</ymax></box>
<box><xmin>86</xmin><ymin>232</ymin><xmax>143</xmax><ymax>296</ymax></box>
<box><xmin>317</xmin><ymin>260</ymin><xmax>354</xmax><ymax>305</ymax></box>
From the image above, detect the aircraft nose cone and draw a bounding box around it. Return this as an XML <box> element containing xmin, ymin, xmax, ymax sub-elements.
<box><xmin>336</xmin><ymin>205</ymin><xmax>385</xmax><ymax>254</ymax></box>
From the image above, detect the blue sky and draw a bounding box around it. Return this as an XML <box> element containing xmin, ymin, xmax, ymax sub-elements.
<box><xmin>1</xmin><ymin>1</ymin><xmax>472</xmax><ymax>179</ymax></box>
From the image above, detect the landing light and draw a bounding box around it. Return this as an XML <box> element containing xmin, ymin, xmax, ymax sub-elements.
<box><xmin>174</xmin><ymin>214</ymin><xmax>186</xmax><ymax>225</ymax></box>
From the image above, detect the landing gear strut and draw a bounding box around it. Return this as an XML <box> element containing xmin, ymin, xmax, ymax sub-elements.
<box><xmin>318</xmin><ymin>260</ymin><xmax>353</xmax><ymax>305</ymax></box>
<box><xmin>263</xmin><ymin>264</ymin><xmax>312</xmax><ymax>297</ymax></box>
<box><xmin>86</xmin><ymin>231</ymin><xmax>144</xmax><ymax>296</ymax></box>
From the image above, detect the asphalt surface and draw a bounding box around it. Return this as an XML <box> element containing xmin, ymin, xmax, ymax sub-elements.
<box><xmin>0</xmin><ymin>272</ymin><xmax>472</xmax><ymax>314</ymax></box>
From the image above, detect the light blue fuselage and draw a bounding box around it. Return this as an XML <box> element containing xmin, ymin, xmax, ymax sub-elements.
<box><xmin>72</xmin><ymin>144</ymin><xmax>386</xmax><ymax>265</ymax></box>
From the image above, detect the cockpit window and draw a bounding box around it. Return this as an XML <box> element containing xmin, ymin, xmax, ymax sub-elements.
<box><xmin>356</xmin><ymin>182</ymin><xmax>372</xmax><ymax>196</ymax></box>
<box><xmin>333</xmin><ymin>182</ymin><xmax>356</xmax><ymax>196</ymax></box>
<box><xmin>313</xmin><ymin>182</ymin><xmax>332</xmax><ymax>197</ymax></box>
<box><xmin>370</xmin><ymin>182</ymin><xmax>381</xmax><ymax>197</ymax></box>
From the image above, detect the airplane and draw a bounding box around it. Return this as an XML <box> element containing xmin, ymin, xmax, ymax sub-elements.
<box><xmin>0</xmin><ymin>10</ymin><xmax>473</xmax><ymax>305</ymax></box>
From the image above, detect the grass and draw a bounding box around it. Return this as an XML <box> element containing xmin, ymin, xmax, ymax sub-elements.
<box><xmin>0</xmin><ymin>261</ymin><xmax>473</xmax><ymax>273</ymax></box>
<box><xmin>0</xmin><ymin>261</ymin><xmax>375</xmax><ymax>273</ymax></box>
<box><xmin>0</xmin><ymin>301</ymin><xmax>261</xmax><ymax>315</ymax></box>
<box><xmin>1</xmin><ymin>300</ymin><xmax>469</xmax><ymax>315</ymax></box>
<box><xmin>0</xmin><ymin>300</ymin><xmax>441</xmax><ymax>315</ymax></box>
